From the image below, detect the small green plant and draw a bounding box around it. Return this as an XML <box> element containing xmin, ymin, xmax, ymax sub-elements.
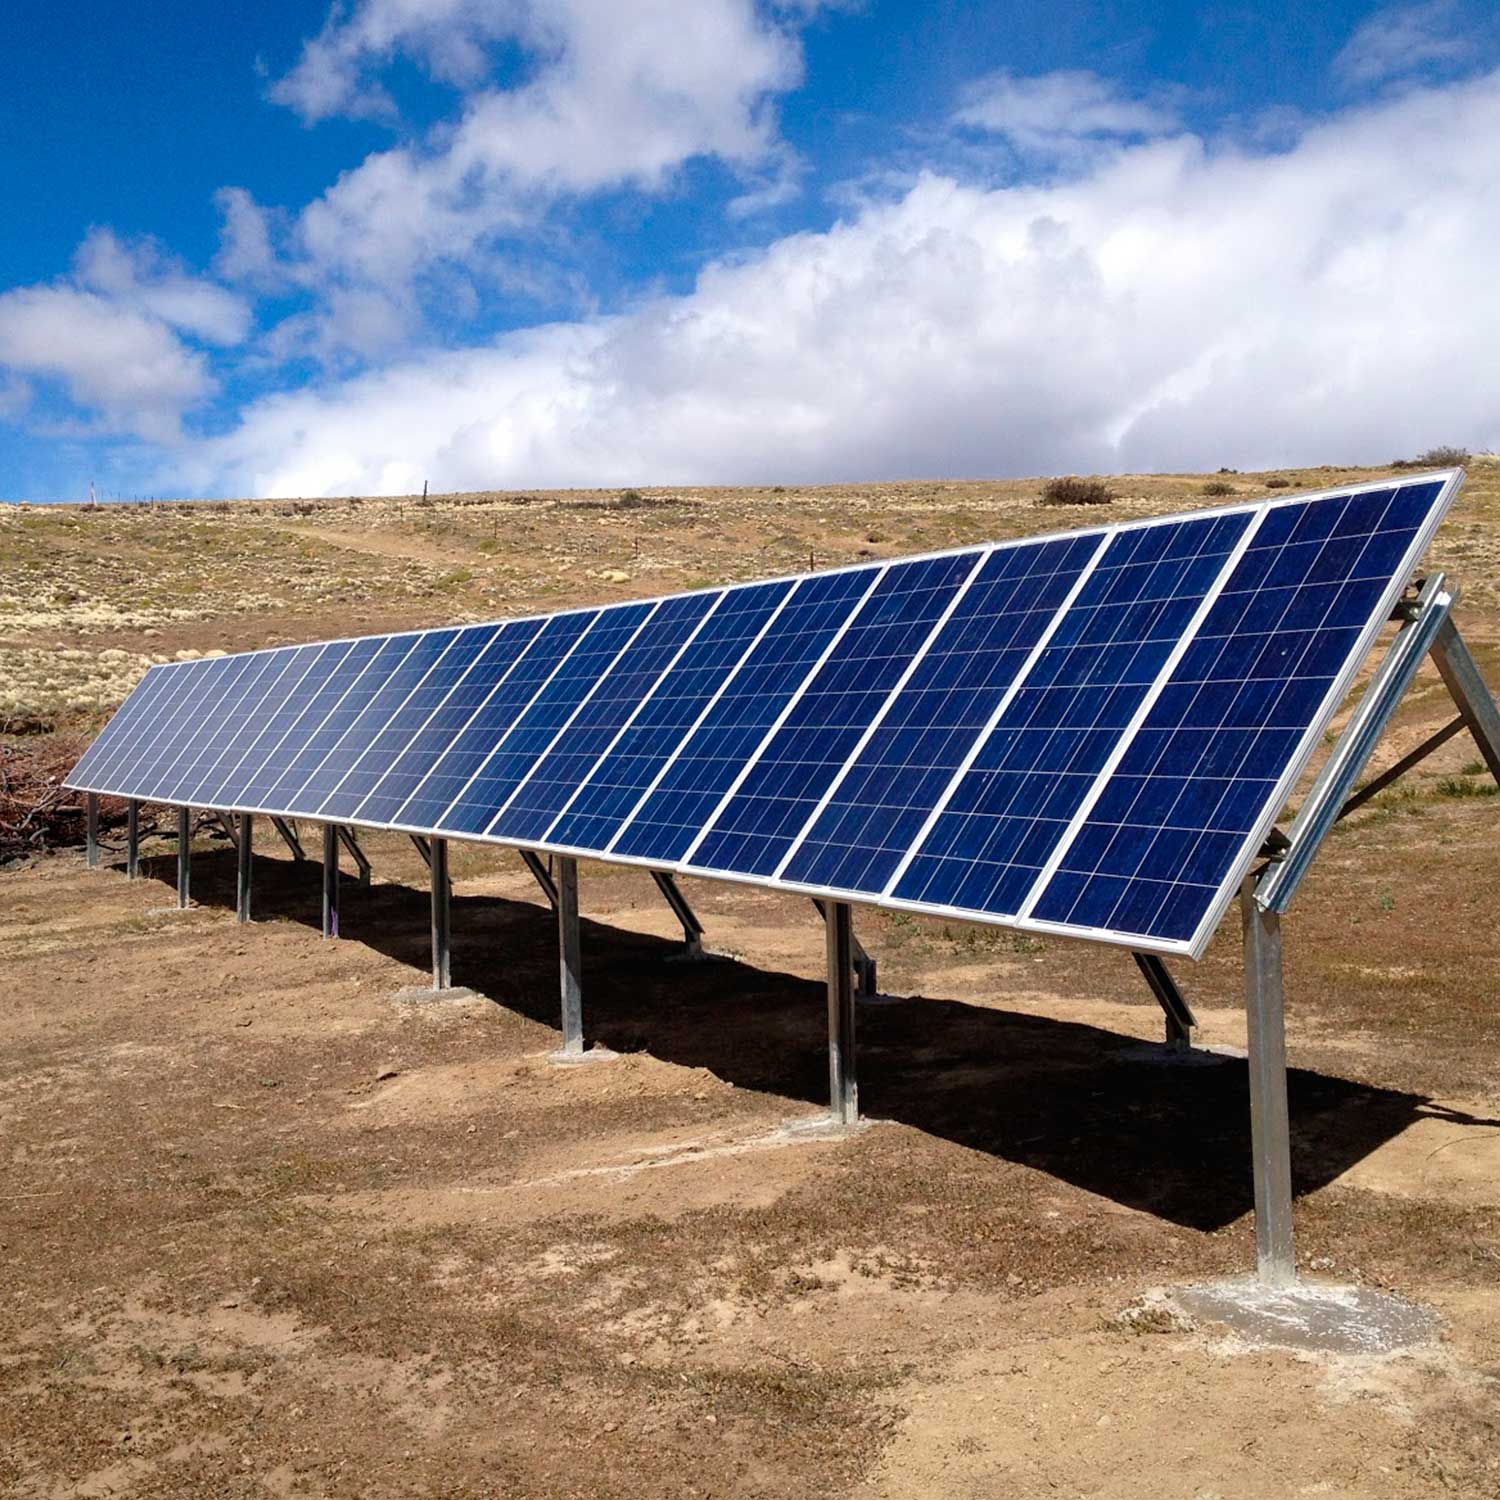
<box><xmin>1434</xmin><ymin>774</ymin><xmax>1498</xmax><ymax>798</ymax></box>
<box><xmin>1461</xmin><ymin>760</ymin><xmax>1487</xmax><ymax>776</ymax></box>
<box><xmin>1201</xmin><ymin>480</ymin><xmax>1236</xmax><ymax>497</ymax></box>
<box><xmin>1040</xmin><ymin>475</ymin><xmax>1115</xmax><ymax>506</ymax></box>
<box><xmin>1376</xmin><ymin>889</ymin><xmax>1395</xmax><ymax>912</ymax></box>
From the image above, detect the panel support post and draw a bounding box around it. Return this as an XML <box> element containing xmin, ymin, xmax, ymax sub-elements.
<box><xmin>1242</xmin><ymin>879</ymin><xmax>1295</xmax><ymax>1286</ymax></box>
<box><xmin>321</xmin><ymin>823</ymin><xmax>339</xmax><ymax>939</ymax></box>
<box><xmin>126</xmin><ymin>798</ymin><xmax>140</xmax><ymax>880</ymax></box>
<box><xmin>430</xmin><ymin>836</ymin><xmax>451</xmax><ymax>991</ymax></box>
<box><xmin>85</xmin><ymin>792</ymin><xmax>99</xmax><ymax>869</ymax></box>
<box><xmin>236</xmin><ymin>813</ymin><xmax>254</xmax><ymax>924</ymax></box>
<box><xmin>175</xmin><ymin>806</ymin><xmax>192</xmax><ymax>909</ymax></box>
<box><xmin>826</xmin><ymin>900</ymin><xmax>859</xmax><ymax>1126</ymax></box>
<box><xmin>557</xmin><ymin>856</ymin><xmax>583</xmax><ymax>1055</ymax></box>
<box><xmin>1429</xmin><ymin>616</ymin><xmax>1500</xmax><ymax>781</ymax></box>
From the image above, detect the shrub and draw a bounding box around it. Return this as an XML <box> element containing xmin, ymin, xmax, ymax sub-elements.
<box><xmin>1040</xmin><ymin>475</ymin><xmax>1115</xmax><ymax>506</ymax></box>
<box><xmin>617</xmin><ymin>488</ymin><xmax>645</xmax><ymax>508</ymax></box>
<box><xmin>1417</xmin><ymin>445</ymin><xmax>1470</xmax><ymax>467</ymax></box>
<box><xmin>1201</xmin><ymin>480</ymin><xmax>1236</xmax><ymax>497</ymax></box>
<box><xmin>1265</xmin><ymin>476</ymin><xmax>1291</xmax><ymax>488</ymax></box>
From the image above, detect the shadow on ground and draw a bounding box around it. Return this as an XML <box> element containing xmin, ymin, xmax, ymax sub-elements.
<box><xmin>129</xmin><ymin>846</ymin><xmax>1493</xmax><ymax>1234</ymax></box>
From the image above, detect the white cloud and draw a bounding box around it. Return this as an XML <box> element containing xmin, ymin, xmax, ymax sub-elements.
<box><xmin>954</xmin><ymin>69</ymin><xmax>1179</xmax><ymax>161</ymax></box>
<box><xmin>261</xmin><ymin>0</ymin><xmax>811</xmax><ymax>354</ymax></box>
<box><xmin>213</xmin><ymin>188</ymin><xmax>282</xmax><ymax>288</ymax></box>
<box><xmin>1334</xmin><ymin>1</ymin><xmax>1471</xmax><ymax>86</ymax></box>
<box><xmin>179</xmin><ymin>68</ymin><xmax>1500</xmax><ymax>499</ymax></box>
<box><xmin>0</xmin><ymin>231</ymin><xmax>249</xmax><ymax>443</ymax></box>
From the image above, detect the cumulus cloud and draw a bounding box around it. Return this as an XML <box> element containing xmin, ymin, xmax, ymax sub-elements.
<box><xmin>177</xmin><ymin>69</ymin><xmax>1500</xmax><ymax>498</ymax></box>
<box><xmin>260</xmin><ymin>0</ymin><xmax>812</xmax><ymax>354</ymax></box>
<box><xmin>954</xmin><ymin>69</ymin><xmax>1179</xmax><ymax>161</ymax></box>
<box><xmin>1334</xmin><ymin>0</ymin><xmax>1472</xmax><ymax>86</ymax></box>
<box><xmin>0</xmin><ymin>231</ymin><xmax>248</xmax><ymax>443</ymax></box>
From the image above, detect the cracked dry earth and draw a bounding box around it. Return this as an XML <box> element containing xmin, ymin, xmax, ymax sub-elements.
<box><xmin>3</xmin><ymin>803</ymin><xmax>1499</xmax><ymax>1498</ymax></box>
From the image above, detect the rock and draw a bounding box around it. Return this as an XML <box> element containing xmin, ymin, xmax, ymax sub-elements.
<box><xmin>376</xmin><ymin>1066</ymin><xmax>400</xmax><ymax>1081</ymax></box>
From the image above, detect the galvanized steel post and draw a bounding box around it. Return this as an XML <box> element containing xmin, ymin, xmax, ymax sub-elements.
<box><xmin>236</xmin><ymin>812</ymin><xmax>254</xmax><ymax>924</ymax></box>
<box><xmin>126</xmin><ymin>798</ymin><xmax>140</xmax><ymax>880</ymax></box>
<box><xmin>321</xmin><ymin>823</ymin><xmax>339</xmax><ymax>938</ymax></box>
<box><xmin>431</xmin><ymin>835</ymin><xmax>451</xmax><ymax>991</ymax></box>
<box><xmin>826</xmin><ymin>900</ymin><xmax>858</xmax><ymax>1125</ymax></box>
<box><xmin>557</xmin><ymin>856</ymin><xmax>583</xmax><ymax>1054</ymax></box>
<box><xmin>85</xmin><ymin>792</ymin><xmax>99</xmax><ymax>869</ymax></box>
<box><xmin>1242</xmin><ymin>879</ymin><xmax>1295</xmax><ymax>1286</ymax></box>
<box><xmin>175</xmin><ymin>806</ymin><xmax>191</xmax><ymax>909</ymax></box>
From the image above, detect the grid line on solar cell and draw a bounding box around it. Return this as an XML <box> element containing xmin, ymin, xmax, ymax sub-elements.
<box><xmin>109</xmin><ymin>657</ymin><xmax>219</xmax><ymax>797</ymax></box>
<box><xmin>540</xmin><ymin>579</ymin><xmax>774</xmax><ymax>852</ymax></box>
<box><xmin>781</xmin><ymin>532</ymin><xmax>1110</xmax><ymax>897</ymax></box>
<box><xmin>233</xmin><ymin>642</ymin><xmax>354</xmax><ymax>809</ymax></box>
<box><xmin>183</xmin><ymin>647</ymin><xmax>311</xmax><ymax>808</ymax></box>
<box><xmin>602</xmin><ymin>569</ymin><xmax>885</xmax><ymax>863</ymax></box>
<box><xmin>391</xmin><ymin>610</ymin><xmax>598</xmax><ymax>830</ymax></box>
<box><xmin>1027</xmin><ymin>481</ymin><xmax>1443</xmax><ymax>947</ymax></box>
<box><xmin>195</xmin><ymin>644</ymin><xmax>328</xmax><ymax>809</ymax></box>
<box><xmin>889</xmin><ymin>510</ymin><xmax>1256</xmax><ymax>920</ymax></box>
<box><xmin>433</xmin><ymin>604</ymin><xmax>654</xmax><ymax>836</ymax></box>
<box><xmin>341</xmin><ymin>622</ymin><xmax>509</xmax><ymax>825</ymax></box>
<box><xmin>71</xmin><ymin>663</ymin><xmax>173</xmax><ymax>788</ymax></box>
<box><xmin>595</xmin><ymin>579</ymin><xmax>804</xmax><ymax>858</ymax></box>
<box><xmin>370</xmin><ymin>619</ymin><xmax>547</xmax><ymax>827</ymax></box>
<box><xmin>118</xmin><ymin>656</ymin><xmax>235</xmax><ymax>800</ymax></box>
<box><xmin>309</xmin><ymin>627</ymin><xmax>470</xmax><ymax>820</ymax></box>
<box><xmin>488</xmin><ymin>591</ymin><xmax>723</xmax><ymax>843</ymax></box>
<box><xmin>240</xmin><ymin>636</ymin><xmax>389</xmax><ymax>813</ymax></box>
<box><xmin>683</xmin><ymin>552</ymin><xmax>986</xmax><ymax>879</ymax></box>
<box><xmin>166</xmin><ymin>648</ymin><xmax>299</xmax><ymax>807</ymax></box>
<box><xmin>676</xmin><ymin>564</ymin><xmax>890</xmax><ymax>869</ymax></box>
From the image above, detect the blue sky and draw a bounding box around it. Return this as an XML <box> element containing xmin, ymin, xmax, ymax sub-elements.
<box><xmin>1</xmin><ymin>0</ymin><xmax>1497</xmax><ymax>501</ymax></box>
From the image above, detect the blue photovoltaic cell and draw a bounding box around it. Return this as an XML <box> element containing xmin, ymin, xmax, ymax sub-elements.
<box><xmin>489</xmin><ymin>590</ymin><xmax>721</xmax><ymax>843</ymax></box>
<box><xmin>307</xmin><ymin>627</ymin><xmax>471</xmax><ymax>820</ymax></box>
<box><xmin>393</xmin><ymin>610</ymin><xmax>596</xmax><ymax>829</ymax></box>
<box><xmin>892</xmin><ymin>511</ymin><xmax>1252</xmax><ymax>918</ymax></box>
<box><xmin>437</xmin><ymin>601</ymin><xmax>654</xmax><ymax>836</ymax></box>
<box><xmin>611</xmin><ymin>566</ymin><xmax>880</xmax><ymax>863</ymax></box>
<box><xmin>117</xmin><ymin>655</ymin><xmax>242</xmax><ymax>800</ymax></box>
<box><xmin>69</xmin><ymin>663</ymin><xmax>175</xmax><ymax>788</ymax></box>
<box><xmin>250</xmin><ymin>636</ymin><xmax>388</xmax><ymax>809</ymax></box>
<box><xmin>1031</xmin><ymin>481</ymin><xmax>1444</xmax><ymax>944</ymax></box>
<box><xmin>178</xmin><ymin>647</ymin><xmax>313</xmax><ymax>808</ymax></box>
<box><xmin>782</xmin><ymin>532</ymin><xmax>1106</xmax><ymax>895</ymax></box>
<box><xmin>686</xmin><ymin>552</ymin><xmax>982</xmax><ymax>878</ymax></box>
<box><xmin>192</xmin><ymin>644</ymin><xmax>328</xmax><ymax>809</ymax></box>
<box><xmin>232</xmin><ymin>642</ymin><xmax>355</xmax><ymax>808</ymax></box>
<box><xmin>547</xmin><ymin>580</ymin><xmax>794</xmax><ymax>852</ymax></box>
<box><xmin>274</xmin><ymin>635</ymin><xmax>430</xmax><ymax>814</ymax></box>
<box><xmin>359</xmin><ymin>620</ymin><xmax>542</xmax><ymax>825</ymax></box>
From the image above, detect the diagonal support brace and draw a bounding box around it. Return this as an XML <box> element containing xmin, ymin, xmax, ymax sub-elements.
<box><xmin>270</xmin><ymin>815</ymin><xmax>307</xmax><ymax>861</ymax></box>
<box><xmin>337</xmin><ymin>825</ymin><xmax>371</xmax><ymax>887</ymax></box>
<box><xmin>518</xmin><ymin>849</ymin><xmax>559</xmax><ymax>908</ymax></box>
<box><xmin>651</xmin><ymin>870</ymin><xmax>705</xmax><ymax>957</ymax></box>
<box><xmin>1133</xmin><ymin>952</ymin><xmax>1197</xmax><ymax>1051</ymax></box>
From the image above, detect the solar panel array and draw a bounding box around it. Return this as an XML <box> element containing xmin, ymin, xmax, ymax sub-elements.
<box><xmin>67</xmin><ymin>471</ymin><xmax>1460</xmax><ymax>958</ymax></box>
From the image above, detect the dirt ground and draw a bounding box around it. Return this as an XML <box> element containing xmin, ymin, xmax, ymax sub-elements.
<box><xmin>3</xmin><ymin>468</ymin><xmax>1500</xmax><ymax>1496</ymax></box>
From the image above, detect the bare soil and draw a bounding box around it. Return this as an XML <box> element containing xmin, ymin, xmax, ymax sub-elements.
<box><xmin>4</xmin><ymin>467</ymin><xmax>1500</xmax><ymax>1497</ymax></box>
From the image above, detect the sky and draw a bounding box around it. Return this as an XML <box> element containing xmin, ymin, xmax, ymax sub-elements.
<box><xmin>1</xmin><ymin>0</ymin><xmax>1498</xmax><ymax>502</ymax></box>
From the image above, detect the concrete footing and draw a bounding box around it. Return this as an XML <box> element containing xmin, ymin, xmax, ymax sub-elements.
<box><xmin>547</xmin><ymin>1044</ymin><xmax>620</xmax><ymax>1067</ymax></box>
<box><xmin>1170</xmin><ymin>1278</ymin><xmax>1440</xmax><ymax>1355</ymax></box>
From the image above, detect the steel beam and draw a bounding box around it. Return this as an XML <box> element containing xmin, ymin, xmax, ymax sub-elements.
<box><xmin>321</xmin><ymin>823</ymin><xmax>339</xmax><ymax>939</ymax></box>
<box><xmin>337</xmin><ymin>825</ymin><xmax>371</xmax><ymax>887</ymax></box>
<box><xmin>175</xmin><ymin>806</ymin><xmax>192</xmax><ymax>910</ymax></box>
<box><xmin>126</xmin><ymin>798</ymin><xmax>140</xmax><ymax>880</ymax></box>
<box><xmin>1257</xmin><ymin>573</ymin><xmax>1454</xmax><ymax>915</ymax></box>
<box><xmin>1133</xmin><ymin>952</ymin><xmax>1197</xmax><ymax>1050</ymax></box>
<box><xmin>1336</xmin><ymin>716</ymin><xmax>1467</xmax><ymax>822</ymax></box>
<box><xmin>651</xmin><ymin>869</ymin><xmax>705</xmax><ymax>956</ymax></box>
<box><xmin>236</xmin><ymin>813</ymin><xmax>254</xmax><ymax>924</ymax></box>
<box><xmin>85</xmin><ymin>792</ymin><xmax>99</xmax><ymax>869</ymax></box>
<box><xmin>430</xmin><ymin>836</ymin><xmax>452</xmax><ymax>990</ymax></box>
<box><xmin>812</xmin><ymin>898</ymin><xmax>876</xmax><ymax>999</ymax></box>
<box><xmin>1430</xmin><ymin>617</ymin><xmax>1500</xmax><ymax>782</ymax></box>
<box><xmin>1242</xmin><ymin>879</ymin><xmax>1295</xmax><ymax>1286</ymax></box>
<box><xmin>557</xmin><ymin>856</ymin><xmax>583</xmax><ymax>1054</ymax></box>
<box><xmin>270</xmin><ymin>815</ymin><xmax>306</xmax><ymax>861</ymax></box>
<box><xmin>825</xmin><ymin>900</ymin><xmax>859</xmax><ymax>1126</ymax></box>
<box><xmin>519</xmin><ymin>849</ymin><xmax>559</xmax><ymax>908</ymax></box>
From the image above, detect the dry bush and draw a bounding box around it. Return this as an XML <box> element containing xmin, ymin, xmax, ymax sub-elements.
<box><xmin>1201</xmin><ymin>480</ymin><xmax>1236</xmax><ymax>497</ymax></box>
<box><xmin>1040</xmin><ymin>476</ymin><xmax>1115</xmax><ymax>506</ymax></box>
<box><xmin>1265</xmin><ymin>476</ymin><xmax>1291</xmax><ymax>488</ymax></box>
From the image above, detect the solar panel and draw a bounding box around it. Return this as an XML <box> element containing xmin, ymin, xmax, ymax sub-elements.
<box><xmin>66</xmin><ymin>471</ymin><xmax>1460</xmax><ymax>959</ymax></box>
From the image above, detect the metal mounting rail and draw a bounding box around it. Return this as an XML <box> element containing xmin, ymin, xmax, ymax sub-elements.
<box><xmin>1257</xmin><ymin>573</ymin><xmax>1455</xmax><ymax>915</ymax></box>
<box><xmin>337</xmin><ymin>825</ymin><xmax>371</xmax><ymax>887</ymax></box>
